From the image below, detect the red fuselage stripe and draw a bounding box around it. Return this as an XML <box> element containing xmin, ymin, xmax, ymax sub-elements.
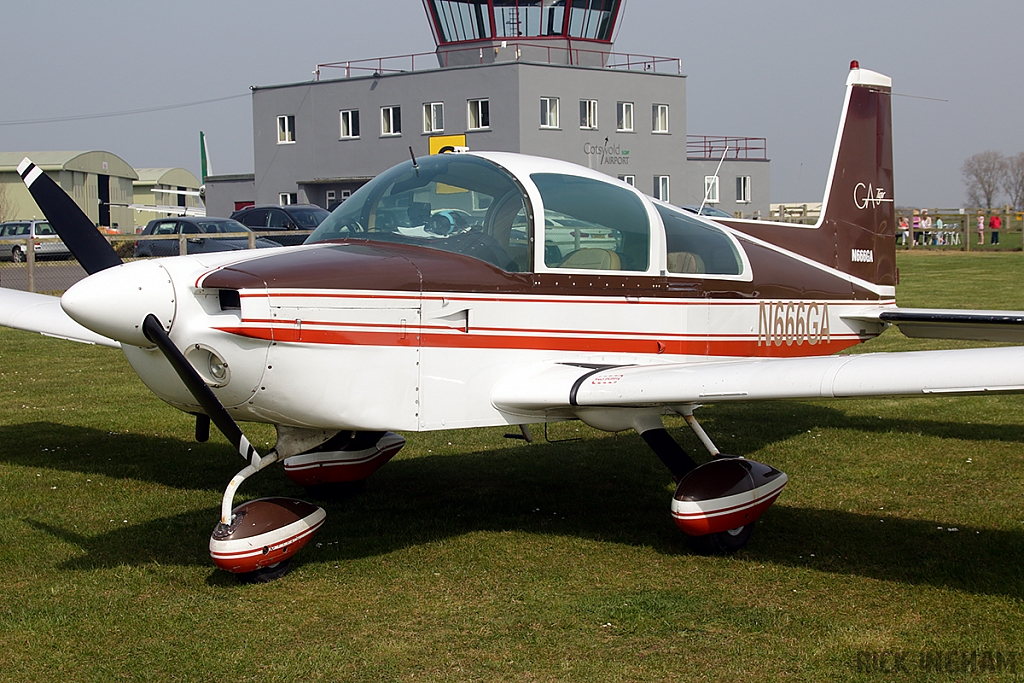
<box><xmin>214</xmin><ymin>324</ymin><xmax>861</xmax><ymax>356</ymax></box>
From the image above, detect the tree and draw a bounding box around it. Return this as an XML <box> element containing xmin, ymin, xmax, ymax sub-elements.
<box><xmin>1003</xmin><ymin>152</ymin><xmax>1024</xmax><ymax>209</ymax></box>
<box><xmin>0</xmin><ymin>182</ymin><xmax>13</xmax><ymax>223</ymax></box>
<box><xmin>962</xmin><ymin>150</ymin><xmax>1007</xmax><ymax>210</ymax></box>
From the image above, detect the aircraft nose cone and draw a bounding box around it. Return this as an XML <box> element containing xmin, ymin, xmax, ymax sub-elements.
<box><xmin>61</xmin><ymin>260</ymin><xmax>176</xmax><ymax>347</ymax></box>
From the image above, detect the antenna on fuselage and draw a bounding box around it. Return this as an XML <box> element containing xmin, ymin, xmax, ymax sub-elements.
<box><xmin>698</xmin><ymin>145</ymin><xmax>729</xmax><ymax>215</ymax></box>
<box><xmin>409</xmin><ymin>145</ymin><xmax>419</xmax><ymax>170</ymax></box>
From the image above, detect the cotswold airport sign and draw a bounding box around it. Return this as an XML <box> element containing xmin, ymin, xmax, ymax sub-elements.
<box><xmin>584</xmin><ymin>141</ymin><xmax>631</xmax><ymax>165</ymax></box>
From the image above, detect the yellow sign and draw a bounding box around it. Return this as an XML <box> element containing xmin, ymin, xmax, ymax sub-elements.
<box><xmin>429</xmin><ymin>134</ymin><xmax>468</xmax><ymax>155</ymax></box>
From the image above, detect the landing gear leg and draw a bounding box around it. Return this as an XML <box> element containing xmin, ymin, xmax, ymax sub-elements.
<box><xmin>660</xmin><ymin>407</ymin><xmax>787</xmax><ymax>554</ymax></box>
<box><xmin>141</xmin><ymin>314</ymin><xmax>330</xmax><ymax>581</ymax></box>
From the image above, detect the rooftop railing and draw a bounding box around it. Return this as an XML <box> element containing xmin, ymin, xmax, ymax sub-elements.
<box><xmin>314</xmin><ymin>43</ymin><xmax>681</xmax><ymax>80</ymax></box>
<box><xmin>686</xmin><ymin>135</ymin><xmax>768</xmax><ymax>161</ymax></box>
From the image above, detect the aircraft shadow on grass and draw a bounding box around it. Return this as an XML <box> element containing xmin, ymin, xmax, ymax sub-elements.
<box><xmin>6</xmin><ymin>401</ymin><xmax>1024</xmax><ymax>597</ymax></box>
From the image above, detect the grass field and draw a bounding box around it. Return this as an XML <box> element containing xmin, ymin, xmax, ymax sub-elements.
<box><xmin>2</xmin><ymin>251</ymin><xmax>1024</xmax><ymax>681</ymax></box>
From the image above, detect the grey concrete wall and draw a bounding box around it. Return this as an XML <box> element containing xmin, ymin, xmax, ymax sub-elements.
<box><xmin>684</xmin><ymin>159</ymin><xmax>771</xmax><ymax>218</ymax></box>
<box><xmin>204</xmin><ymin>175</ymin><xmax>255</xmax><ymax>218</ymax></box>
<box><xmin>514</xmin><ymin>63</ymin><xmax>687</xmax><ymax>199</ymax></box>
<box><xmin>250</xmin><ymin>61</ymin><xmax>769</xmax><ymax>216</ymax></box>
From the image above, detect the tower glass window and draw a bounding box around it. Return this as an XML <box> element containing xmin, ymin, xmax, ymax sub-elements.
<box><xmin>428</xmin><ymin>0</ymin><xmax>493</xmax><ymax>42</ymax></box>
<box><xmin>427</xmin><ymin>0</ymin><xmax>622</xmax><ymax>43</ymax></box>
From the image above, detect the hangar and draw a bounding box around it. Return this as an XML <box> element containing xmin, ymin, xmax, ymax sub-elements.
<box><xmin>0</xmin><ymin>151</ymin><xmax>137</xmax><ymax>231</ymax></box>
<box><xmin>132</xmin><ymin>168</ymin><xmax>203</xmax><ymax>229</ymax></box>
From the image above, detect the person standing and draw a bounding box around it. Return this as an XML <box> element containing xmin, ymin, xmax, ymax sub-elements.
<box><xmin>934</xmin><ymin>214</ymin><xmax>945</xmax><ymax>245</ymax></box>
<box><xmin>921</xmin><ymin>209</ymin><xmax>933</xmax><ymax>244</ymax></box>
<box><xmin>990</xmin><ymin>212</ymin><xmax>1001</xmax><ymax>245</ymax></box>
<box><xmin>898</xmin><ymin>216</ymin><xmax>909</xmax><ymax>245</ymax></box>
<box><xmin>977</xmin><ymin>211</ymin><xmax>985</xmax><ymax>245</ymax></box>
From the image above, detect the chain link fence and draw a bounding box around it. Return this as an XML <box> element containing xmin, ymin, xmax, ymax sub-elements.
<box><xmin>0</xmin><ymin>231</ymin><xmax>313</xmax><ymax>295</ymax></box>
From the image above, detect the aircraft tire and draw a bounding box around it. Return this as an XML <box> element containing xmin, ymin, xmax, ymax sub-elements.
<box><xmin>688</xmin><ymin>524</ymin><xmax>755</xmax><ymax>555</ymax></box>
<box><xmin>236</xmin><ymin>558</ymin><xmax>292</xmax><ymax>584</ymax></box>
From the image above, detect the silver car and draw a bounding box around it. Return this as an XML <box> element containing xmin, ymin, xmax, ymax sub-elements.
<box><xmin>0</xmin><ymin>220</ymin><xmax>71</xmax><ymax>262</ymax></box>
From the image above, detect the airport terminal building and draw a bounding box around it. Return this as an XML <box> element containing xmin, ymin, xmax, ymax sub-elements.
<box><xmin>210</xmin><ymin>1</ymin><xmax>769</xmax><ymax>219</ymax></box>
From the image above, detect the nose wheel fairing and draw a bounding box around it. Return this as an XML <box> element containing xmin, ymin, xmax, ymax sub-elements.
<box><xmin>671</xmin><ymin>458</ymin><xmax>788</xmax><ymax>536</ymax></box>
<box><xmin>209</xmin><ymin>497</ymin><xmax>326</xmax><ymax>574</ymax></box>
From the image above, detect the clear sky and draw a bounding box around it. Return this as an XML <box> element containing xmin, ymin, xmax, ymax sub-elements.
<box><xmin>2</xmin><ymin>0</ymin><xmax>1021</xmax><ymax>207</ymax></box>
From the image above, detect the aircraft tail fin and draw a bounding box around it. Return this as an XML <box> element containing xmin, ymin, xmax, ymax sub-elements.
<box><xmin>726</xmin><ymin>62</ymin><xmax>895</xmax><ymax>287</ymax></box>
<box><xmin>816</xmin><ymin>62</ymin><xmax>895</xmax><ymax>286</ymax></box>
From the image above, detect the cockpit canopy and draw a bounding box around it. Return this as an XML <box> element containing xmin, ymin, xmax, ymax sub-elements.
<box><xmin>307</xmin><ymin>153</ymin><xmax>745</xmax><ymax>278</ymax></box>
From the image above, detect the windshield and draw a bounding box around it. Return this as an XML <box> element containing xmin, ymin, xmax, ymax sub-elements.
<box><xmin>197</xmin><ymin>220</ymin><xmax>251</xmax><ymax>234</ymax></box>
<box><xmin>308</xmin><ymin>155</ymin><xmax>530</xmax><ymax>272</ymax></box>
<box><xmin>289</xmin><ymin>207</ymin><xmax>330</xmax><ymax>228</ymax></box>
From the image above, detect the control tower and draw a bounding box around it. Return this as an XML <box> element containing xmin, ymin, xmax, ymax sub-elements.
<box><xmin>423</xmin><ymin>0</ymin><xmax>622</xmax><ymax>67</ymax></box>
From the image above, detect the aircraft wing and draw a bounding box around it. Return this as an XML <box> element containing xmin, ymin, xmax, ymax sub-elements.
<box><xmin>844</xmin><ymin>307</ymin><xmax>1024</xmax><ymax>342</ymax></box>
<box><xmin>491</xmin><ymin>346</ymin><xmax>1024</xmax><ymax>416</ymax></box>
<box><xmin>125</xmin><ymin>203</ymin><xmax>207</xmax><ymax>217</ymax></box>
<box><xmin>0</xmin><ymin>288</ymin><xmax>118</xmax><ymax>348</ymax></box>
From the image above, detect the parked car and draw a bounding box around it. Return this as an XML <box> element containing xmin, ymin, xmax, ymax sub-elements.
<box><xmin>134</xmin><ymin>217</ymin><xmax>280</xmax><ymax>257</ymax></box>
<box><xmin>0</xmin><ymin>220</ymin><xmax>71</xmax><ymax>261</ymax></box>
<box><xmin>680</xmin><ymin>205</ymin><xmax>734</xmax><ymax>218</ymax></box>
<box><xmin>229</xmin><ymin>204</ymin><xmax>330</xmax><ymax>246</ymax></box>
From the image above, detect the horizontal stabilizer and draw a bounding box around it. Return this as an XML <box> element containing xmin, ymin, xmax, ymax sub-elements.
<box><xmin>492</xmin><ymin>347</ymin><xmax>1024</xmax><ymax>415</ymax></box>
<box><xmin>844</xmin><ymin>307</ymin><xmax>1024</xmax><ymax>342</ymax></box>
<box><xmin>0</xmin><ymin>287</ymin><xmax>118</xmax><ymax>347</ymax></box>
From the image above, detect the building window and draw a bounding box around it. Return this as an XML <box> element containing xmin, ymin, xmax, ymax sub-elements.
<box><xmin>616</xmin><ymin>102</ymin><xmax>633</xmax><ymax>132</ymax></box>
<box><xmin>381</xmin><ymin>106</ymin><xmax>402</xmax><ymax>136</ymax></box>
<box><xmin>326</xmin><ymin>190</ymin><xmax>336</xmax><ymax>204</ymax></box>
<box><xmin>653</xmin><ymin>104</ymin><xmax>669</xmax><ymax>133</ymax></box>
<box><xmin>277</xmin><ymin>115</ymin><xmax>295</xmax><ymax>144</ymax></box>
<box><xmin>736</xmin><ymin>175</ymin><xmax>752</xmax><ymax>203</ymax></box>
<box><xmin>280</xmin><ymin>192</ymin><xmax>297</xmax><ymax>205</ymax></box>
<box><xmin>704</xmin><ymin>176</ymin><xmax>720</xmax><ymax>204</ymax></box>
<box><xmin>540</xmin><ymin>97</ymin><xmax>559</xmax><ymax>128</ymax></box>
<box><xmin>579</xmin><ymin>99</ymin><xmax>598</xmax><ymax>130</ymax></box>
<box><xmin>468</xmin><ymin>98</ymin><xmax>490</xmax><ymax>129</ymax></box>
<box><xmin>423</xmin><ymin>102</ymin><xmax>444</xmax><ymax>133</ymax></box>
<box><xmin>618</xmin><ymin>174</ymin><xmax>635</xmax><ymax>186</ymax></box>
<box><xmin>654</xmin><ymin>176</ymin><xmax>670</xmax><ymax>202</ymax></box>
<box><xmin>340</xmin><ymin>110</ymin><xmax>360</xmax><ymax>139</ymax></box>
<box><xmin>341</xmin><ymin>189</ymin><xmax>351</xmax><ymax>199</ymax></box>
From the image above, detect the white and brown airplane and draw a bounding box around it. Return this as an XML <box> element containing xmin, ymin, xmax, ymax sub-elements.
<box><xmin>4</xmin><ymin>63</ymin><xmax>1024</xmax><ymax>582</ymax></box>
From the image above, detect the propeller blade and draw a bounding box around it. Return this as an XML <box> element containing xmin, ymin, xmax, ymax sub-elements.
<box><xmin>141</xmin><ymin>313</ymin><xmax>257</xmax><ymax>462</ymax></box>
<box><xmin>17</xmin><ymin>158</ymin><xmax>123</xmax><ymax>275</ymax></box>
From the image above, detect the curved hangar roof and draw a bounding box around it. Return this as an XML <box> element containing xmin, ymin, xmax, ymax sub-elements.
<box><xmin>0</xmin><ymin>151</ymin><xmax>138</xmax><ymax>180</ymax></box>
<box><xmin>134</xmin><ymin>168</ymin><xmax>200</xmax><ymax>189</ymax></box>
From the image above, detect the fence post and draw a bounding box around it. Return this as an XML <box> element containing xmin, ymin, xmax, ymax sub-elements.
<box><xmin>178</xmin><ymin>233</ymin><xmax>187</xmax><ymax>256</ymax></box>
<box><xmin>248</xmin><ymin>232</ymin><xmax>256</xmax><ymax>250</ymax></box>
<box><xmin>26</xmin><ymin>237</ymin><xmax>36</xmax><ymax>293</ymax></box>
